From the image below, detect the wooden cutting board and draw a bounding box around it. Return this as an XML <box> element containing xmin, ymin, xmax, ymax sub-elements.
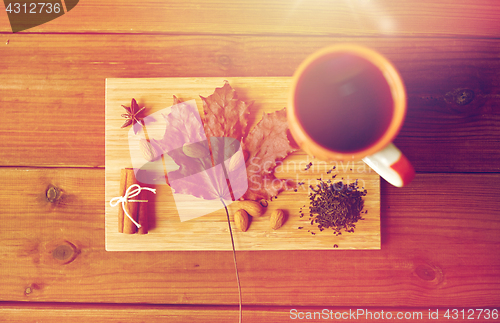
<box><xmin>105</xmin><ymin>77</ymin><xmax>380</xmax><ymax>251</ymax></box>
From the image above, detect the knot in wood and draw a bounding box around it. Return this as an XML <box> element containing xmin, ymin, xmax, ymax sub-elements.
<box><xmin>218</xmin><ymin>55</ymin><xmax>232</xmax><ymax>70</ymax></box>
<box><xmin>46</xmin><ymin>185</ymin><xmax>60</xmax><ymax>203</ymax></box>
<box><xmin>24</xmin><ymin>284</ymin><xmax>41</xmax><ymax>296</ymax></box>
<box><xmin>454</xmin><ymin>89</ymin><xmax>475</xmax><ymax>106</ymax></box>
<box><xmin>218</xmin><ymin>55</ymin><xmax>231</xmax><ymax>66</ymax></box>
<box><xmin>413</xmin><ymin>261</ymin><xmax>444</xmax><ymax>288</ymax></box>
<box><xmin>415</xmin><ymin>264</ymin><xmax>436</xmax><ymax>281</ymax></box>
<box><xmin>52</xmin><ymin>244</ymin><xmax>74</xmax><ymax>261</ymax></box>
<box><xmin>52</xmin><ymin>241</ymin><xmax>79</xmax><ymax>264</ymax></box>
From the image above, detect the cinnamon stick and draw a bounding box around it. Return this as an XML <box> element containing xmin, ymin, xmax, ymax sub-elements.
<box><xmin>137</xmin><ymin>189</ymin><xmax>149</xmax><ymax>234</ymax></box>
<box><xmin>117</xmin><ymin>169</ymin><xmax>127</xmax><ymax>233</ymax></box>
<box><xmin>117</xmin><ymin>168</ymin><xmax>152</xmax><ymax>234</ymax></box>
<box><xmin>123</xmin><ymin>168</ymin><xmax>139</xmax><ymax>234</ymax></box>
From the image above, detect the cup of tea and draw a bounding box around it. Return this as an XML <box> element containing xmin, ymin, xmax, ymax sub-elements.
<box><xmin>288</xmin><ymin>44</ymin><xmax>415</xmax><ymax>187</ymax></box>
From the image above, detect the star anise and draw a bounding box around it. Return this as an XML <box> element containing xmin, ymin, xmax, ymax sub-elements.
<box><xmin>121</xmin><ymin>98</ymin><xmax>146</xmax><ymax>134</ymax></box>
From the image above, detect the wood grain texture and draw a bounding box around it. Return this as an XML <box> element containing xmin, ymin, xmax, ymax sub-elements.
<box><xmin>105</xmin><ymin>77</ymin><xmax>380</xmax><ymax>251</ymax></box>
<box><xmin>1</xmin><ymin>0</ymin><xmax>498</xmax><ymax>317</ymax></box>
<box><xmin>0</xmin><ymin>0</ymin><xmax>499</xmax><ymax>37</ymax></box>
<box><xmin>2</xmin><ymin>303</ymin><xmax>498</xmax><ymax>322</ymax></box>
<box><xmin>1</xmin><ymin>35</ymin><xmax>499</xmax><ymax>171</ymax></box>
<box><xmin>0</xmin><ymin>168</ymin><xmax>498</xmax><ymax>306</ymax></box>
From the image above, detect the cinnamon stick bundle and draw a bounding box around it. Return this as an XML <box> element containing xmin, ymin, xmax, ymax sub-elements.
<box><xmin>118</xmin><ymin>168</ymin><xmax>149</xmax><ymax>234</ymax></box>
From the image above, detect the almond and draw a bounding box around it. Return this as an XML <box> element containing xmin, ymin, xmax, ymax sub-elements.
<box><xmin>234</xmin><ymin>209</ymin><xmax>249</xmax><ymax>232</ymax></box>
<box><xmin>182</xmin><ymin>141</ymin><xmax>210</xmax><ymax>158</ymax></box>
<box><xmin>140</xmin><ymin>139</ymin><xmax>163</xmax><ymax>162</ymax></box>
<box><xmin>270</xmin><ymin>209</ymin><xmax>286</xmax><ymax>230</ymax></box>
<box><xmin>237</xmin><ymin>200</ymin><xmax>264</xmax><ymax>217</ymax></box>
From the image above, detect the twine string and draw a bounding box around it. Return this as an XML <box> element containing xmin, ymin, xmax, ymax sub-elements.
<box><xmin>110</xmin><ymin>184</ymin><xmax>156</xmax><ymax>229</ymax></box>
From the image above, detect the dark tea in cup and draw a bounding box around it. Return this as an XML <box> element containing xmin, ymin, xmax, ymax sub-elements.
<box><xmin>288</xmin><ymin>44</ymin><xmax>415</xmax><ymax>187</ymax></box>
<box><xmin>294</xmin><ymin>53</ymin><xmax>394</xmax><ymax>153</ymax></box>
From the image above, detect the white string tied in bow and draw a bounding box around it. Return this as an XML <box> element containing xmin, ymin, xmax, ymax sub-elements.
<box><xmin>110</xmin><ymin>184</ymin><xmax>156</xmax><ymax>229</ymax></box>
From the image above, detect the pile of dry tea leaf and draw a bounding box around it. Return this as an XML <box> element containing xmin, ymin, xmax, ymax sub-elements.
<box><xmin>302</xmin><ymin>179</ymin><xmax>367</xmax><ymax>235</ymax></box>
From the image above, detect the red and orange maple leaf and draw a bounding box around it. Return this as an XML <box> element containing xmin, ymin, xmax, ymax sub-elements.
<box><xmin>241</xmin><ymin>108</ymin><xmax>297</xmax><ymax>200</ymax></box>
<box><xmin>201</xmin><ymin>82</ymin><xmax>252</xmax><ymax>141</ymax></box>
<box><xmin>199</xmin><ymin>81</ymin><xmax>297</xmax><ymax>201</ymax></box>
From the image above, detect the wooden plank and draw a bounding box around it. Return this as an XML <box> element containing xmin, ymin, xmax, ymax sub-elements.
<box><xmin>0</xmin><ymin>168</ymin><xmax>498</xmax><ymax>306</ymax></box>
<box><xmin>2</xmin><ymin>303</ymin><xmax>498</xmax><ymax>322</ymax></box>
<box><xmin>0</xmin><ymin>0</ymin><xmax>498</xmax><ymax>37</ymax></box>
<box><xmin>1</xmin><ymin>35</ymin><xmax>499</xmax><ymax>171</ymax></box>
<box><xmin>105</xmin><ymin>77</ymin><xmax>380</xmax><ymax>251</ymax></box>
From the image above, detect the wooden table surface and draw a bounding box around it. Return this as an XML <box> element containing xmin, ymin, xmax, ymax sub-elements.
<box><xmin>1</xmin><ymin>1</ymin><xmax>499</xmax><ymax>321</ymax></box>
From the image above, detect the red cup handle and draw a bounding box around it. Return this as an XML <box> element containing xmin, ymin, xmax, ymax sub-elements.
<box><xmin>362</xmin><ymin>143</ymin><xmax>415</xmax><ymax>187</ymax></box>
